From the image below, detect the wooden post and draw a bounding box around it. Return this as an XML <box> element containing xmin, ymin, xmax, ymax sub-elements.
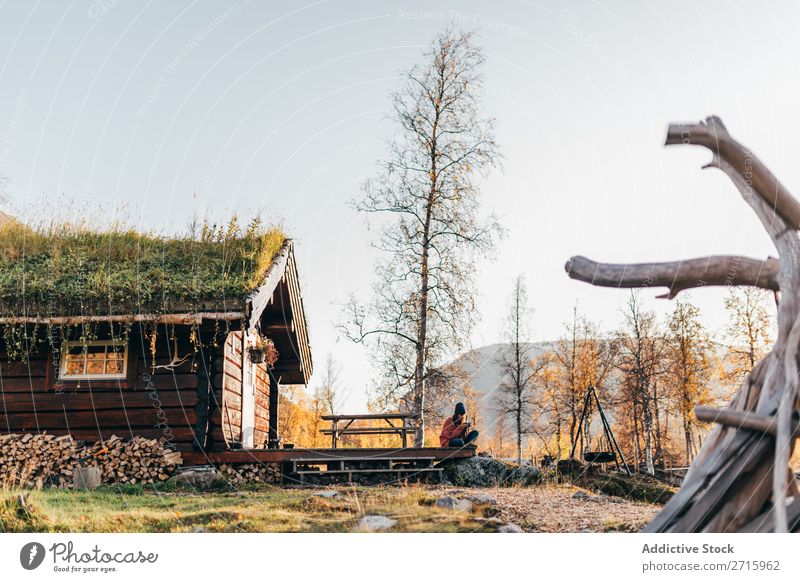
<box><xmin>268</xmin><ymin>369</ymin><xmax>280</xmax><ymax>449</ymax></box>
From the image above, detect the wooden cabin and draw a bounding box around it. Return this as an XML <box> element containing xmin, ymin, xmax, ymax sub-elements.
<box><xmin>0</xmin><ymin>231</ymin><xmax>312</xmax><ymax>455</ymax></box>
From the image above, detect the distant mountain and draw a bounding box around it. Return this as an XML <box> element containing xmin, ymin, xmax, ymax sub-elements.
<box><xmin>446</xmin><ymin>341</ymin><xmax>559</xmax><ymax>431</ymax></box>
<box><xmin>450</xmin><ymin>341</ymin><xmax>558</xmax><ymax>397</ymax></box>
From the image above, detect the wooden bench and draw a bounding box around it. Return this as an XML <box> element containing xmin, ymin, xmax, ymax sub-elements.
<box><xmin>320</xmin><ymin>413</ymin><xmax>419</xmax><ymax>448</ymax></box>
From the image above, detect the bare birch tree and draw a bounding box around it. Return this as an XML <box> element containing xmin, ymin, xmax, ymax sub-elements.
<box><xmin>494</xmin><ymin>275</ymin><xmax>543</xmax><ymax>464</ymax></box>
<box><xmin>722</xmin><ymin>287</ymin><xmax>775</xmax><ymax>383</ymax></box>
<box><xmin>615</xmin><ymin>292</ymin><xmax>666</xmax><ymax>475</ymax></box>
<box><xmin>315</xmin><ymin>353</ymin><xmax>344</xmax><ymax>416</ymax></box>
<box><xmin>341</xmin><ymin>29</ymin><xmax>501</xmax><ymax>446</ymax></box>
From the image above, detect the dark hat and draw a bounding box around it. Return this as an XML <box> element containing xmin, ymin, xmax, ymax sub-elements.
<box><xmin>454</xmin><ymin>402</ymin><xmax>466</xmax><ymax>416</ymax></box>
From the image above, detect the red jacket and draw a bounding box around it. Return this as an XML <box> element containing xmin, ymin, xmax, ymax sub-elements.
<box><xmin>440</xmin><ymin>417</ymin><xmax>467</xmax><ymax>447</ymax></box>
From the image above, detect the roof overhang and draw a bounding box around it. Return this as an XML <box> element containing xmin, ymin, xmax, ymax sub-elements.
<box><xmin>245</xmin><ymin>240</ymin><xmax>312</xmax><ymax>385</ymax></box>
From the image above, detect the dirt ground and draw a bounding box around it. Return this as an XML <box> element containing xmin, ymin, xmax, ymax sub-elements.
<box><xmin>439</xmin><ymin>484</ymin><xmax>660</xmax><ymax>532</ymax></box>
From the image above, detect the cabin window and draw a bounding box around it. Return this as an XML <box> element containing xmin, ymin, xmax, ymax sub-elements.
<box><xmin>59</xmin><ymin>340</ymin><xmax>128</xmax><ymax>381</ymax></box>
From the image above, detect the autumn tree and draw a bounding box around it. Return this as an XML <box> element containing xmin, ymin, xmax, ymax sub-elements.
<box><xmin>529</xmin><ymin>352</ymin><xmax>565</xmax><ymax>461</ymax></box>
<box><xmin>722</xmin><ymin>287</ymin><xmax>775</xmax><ymax>383</ymax></box>
<box><xmin>342</xmin><ymin>29</ymin><xmax>501</xmax><ymax>446</ymax></box>
<box><xmin>665</xmin><ymin>298</ymin><xmax>715</xmax><ymax>464</ymax></box>
<box><xmin>615</xmin><ymin>292</ymin><xmax>666</xmax><ymax>475</ymax></box>
<box><xmin>552</xmin><ymin>306</ymin><xmax>616</xmax><ymax>459</ymax></box>
<box><xmin>494</xmin><ymin>276</ymin><xmax>544</xmax><ymax>464</ymax></box>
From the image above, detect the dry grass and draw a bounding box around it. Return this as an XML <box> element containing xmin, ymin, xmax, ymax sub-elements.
<box><xmin>0</xmin><ymin>213</ymin><xmax>286</xmax><ymax>320</ymax></box>
<box><xmin>0</xmin><ymin>482</ymin><xmax>658</xmax><ymax>533</ymax></box>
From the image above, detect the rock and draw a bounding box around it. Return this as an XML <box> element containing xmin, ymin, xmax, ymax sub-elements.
<box><xmin>72</xmin><ymin>466</ymin><xmax>101</xmax><ymax>490</ymax></box>
<box><xmin>168</xmin><ymin>467</ymin><xmax>228</xmax><ymax>491</ymax></box>
<box><xmin>571</xmin><ymin>490</ymin><xmax>605</xmax><ymax>502</ymax></box>
<box><xmin>313</xmin><ymin>490</ymin><xmax>339</xmax><ymax>498</ymax></box>
<box><xmin>442</xmin><ymin>456</ymin><xmax>508</xmax><ymax>487</ymax></box>
<box><xmin>191</xmin><ymin>526</ymin><xmax>209</xmax><ymax>533</ymax></box>
<box><xmin>465</xmin><ymin>493</ymin><xmax>498</xmax><ymax>505</ymax></box>
<box><xmin>355</xmin><ymin>515</ymin><xmax>397</xmax><ymax>532</ymax></box>
<box><xmin>435</xmin><ymin>496</ymin><xmax>473</xmax><ymax>512</ymax></box>
<box><xmin>506</xmin><ymin>465</ymin><xmax>542</xmax><ymax>486</ymax></box>
<box><xmin>498</xmin><ymin>523</ymin><xmax>524</xmax><ymax>533</ymax></box>
<box><xmin>443</xmin><ymin>456</ymin><xmax>542</xmax><ymax>488</ymax></box>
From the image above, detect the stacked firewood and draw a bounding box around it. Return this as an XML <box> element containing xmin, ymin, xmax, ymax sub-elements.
<box><xmin>79</xmin><ymin>435</ymin><xmax>183</xmax><ymax>485</ymax></box>
<box><xmin>218</xmin><ymin>462</ymin><xmax>281</xmax><ymax>485</ymax></box>
<box><xmin>0</xmin><ymin>433</ymin><xmax>183</xmax><ymax>489</ymax></box>
<box><xmin>0</xmin><ymin>433</ymin><xmax>78</xmax><ymax>489</ymax></box>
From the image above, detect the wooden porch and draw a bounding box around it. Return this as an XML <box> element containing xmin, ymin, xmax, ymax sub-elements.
<box><xmin>184</xmin><ymin>446</ymin><xmax>475</xmax><ymax>485</ymax></box>
<box><xmin>183</xmin><ymin>446</ymin><xmax>475</xmax><ymax>466</ymax></box>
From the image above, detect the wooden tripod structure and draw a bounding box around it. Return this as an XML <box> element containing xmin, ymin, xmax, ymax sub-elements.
<box><xmin>566</xmin><ymin>116</ymin><xmax>800</xmax><ymax>532</ymax></box>
<box><xmin>569</xmin><ymin>384</ymin><xmax>631</xmax><ymax>476</ymax></box>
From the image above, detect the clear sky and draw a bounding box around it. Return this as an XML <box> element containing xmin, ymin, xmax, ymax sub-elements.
<box><xmin>0</xmin><ymin>0</ymin><xmax>795</xmax><ymax>409</ymax></box>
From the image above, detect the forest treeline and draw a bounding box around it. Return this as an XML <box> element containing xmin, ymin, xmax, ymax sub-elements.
<box><xmin>277</xmin><ymin>284</ymin><xmax>776</xmax><ymax>475</ymax></box>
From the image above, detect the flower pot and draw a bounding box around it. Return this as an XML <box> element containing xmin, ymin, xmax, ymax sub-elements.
<box><xmin>249</xmin><ymin>349</ymin><xmax>265</xmax><ymax>364</ymax></box>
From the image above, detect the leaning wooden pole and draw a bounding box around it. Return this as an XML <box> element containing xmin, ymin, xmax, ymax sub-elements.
<box><xmin>565</xmin><ymin>116</ymin><xmax>800</xmax><ymax>533</ymax></box>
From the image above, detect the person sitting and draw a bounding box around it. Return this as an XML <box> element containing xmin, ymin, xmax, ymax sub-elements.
<box><xmin>440</xmin><ymin>402</ymin><xmax>479</xmax><ymax>448</ymax></box>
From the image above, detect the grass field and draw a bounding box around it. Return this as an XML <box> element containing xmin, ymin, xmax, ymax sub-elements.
<box><xmin>0</xmin><ymin>481</ymin><xmax>661</xmax><ymax>533</ymax></box>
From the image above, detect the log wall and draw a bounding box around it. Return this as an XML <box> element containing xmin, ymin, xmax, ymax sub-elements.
<box><xmin>0</xmin><ymin>329</ymin><xmax>203</xmax><ymax>452</ymax></box>
<box><xmin>207</xmin><ymin>331</ymin><xmax>271</xmax><ymax>450</ymax></box>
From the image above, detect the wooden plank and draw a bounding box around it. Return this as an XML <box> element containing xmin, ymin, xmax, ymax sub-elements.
<box><xmin>29</xmin><ymin>427</ymin><xmax>200</xmax><ymax>445</ymax></box>
<box><xmin>321</xmin><ymin>413</ymin><xmax>418</xmax><ymax>421</ymax></box>
<box><xmin>189</xmin><ymin>446</ymin><xmax>476</xmax><ymax>464</ymax></box>
<box><xmin>0</xmin><ymin>360</ymin><xmax>48</xmax><ymax>377</ymax></box>
<box><xmin>0</xmin><ymin>389</ymin><xmax>198</xmax><ymax>412</ymax></box>
<box><xmin>0</xmin><ymin>408</ymin><xmax>198</xmax><ymax>430</ymax></box>
<box><xmin>245</xmin><ymin>242</ymin><xmax>291</xmax><ymax>333</ymax></box>
<box><xmin>294</xmin><ymin>467</ymin><xmax>442</xmax><ymax>475</ymax></box>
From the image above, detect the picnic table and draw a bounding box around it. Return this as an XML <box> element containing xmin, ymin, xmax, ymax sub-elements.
<box><xmin>320</xmin><ymin>412</ymin><xmax>419</xmax><ymax>448</ymax></box>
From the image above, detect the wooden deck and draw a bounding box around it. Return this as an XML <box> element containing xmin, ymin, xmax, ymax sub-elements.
<box><xmin>182</xmin><ymin>446</ymin><xmax>476</xmax><ymax>466</ymax></box>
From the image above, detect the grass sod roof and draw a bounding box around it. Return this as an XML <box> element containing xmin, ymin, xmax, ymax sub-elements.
<box><xmin>0</xmin><ymin>219</ymin><xmax>287</xmax><ymax>321</ymax></box>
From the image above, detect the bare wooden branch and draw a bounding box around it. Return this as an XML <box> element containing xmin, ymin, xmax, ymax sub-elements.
<box><xmin>564</xmin><ymin>255</ymin><xmax>779</xmax><ymax>299</ymax></box>
<box><xmin>666</xmin><ymin>116</ymin><xmax>800</xmax><ymax>230</ymax></box>
<box><xmin>571</xmin><ymin>116</ymin><xmax>800</xmax><ymax>533</ymax></box>
<box><xmin>694</xmin><ymin>405</ymin><xmax>800</xmax><ymax>438</ymax></box>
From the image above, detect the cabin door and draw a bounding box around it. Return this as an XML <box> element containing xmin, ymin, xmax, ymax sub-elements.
<box><xmin>241</xmin><ymin>331</ymin><xmax>257</xmax><ymax>448</ymax></box>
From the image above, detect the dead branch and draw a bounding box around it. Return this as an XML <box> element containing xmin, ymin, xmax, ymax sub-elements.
<box><xmin>666</xmin><ymin>116</ymin><xmax>800</xmax><ymax>230</ymax></box>
<box><xmin>694</xmin><ymin>405</ymin><xmax>800</xmax><ymax>438</ymax></box>
<box><xmin>564</xmin><ymin>255</ymin><xmax>779</xmax><ymax>299</ymax></box>
<box><xmin>569</xmin><ymin>116</ymin><xmax>800</xmax><ymax>533</ymax></box>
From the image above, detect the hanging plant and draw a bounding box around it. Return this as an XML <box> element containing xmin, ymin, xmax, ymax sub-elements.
<box><xmin>247</xmin><ymin>335</ymin><xmax>278</xmax><ymax>366</ymax></box>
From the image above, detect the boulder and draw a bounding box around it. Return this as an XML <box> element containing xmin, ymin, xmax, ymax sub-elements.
<box><xmin>465</xmin><ymin>492</ymin><xmax>498</xmax><ymax>505</ymax></box>
<box><xmin>168</xmin><ymin>467</ymin><xmax>228</xmax><ymax>491</ymax></box>
<box><xmin>498</xmin><ymin>523</ymin><xmax>524</xmax><ymax>533</ymax></box>
<box><xmin>443</xmin><ymin>456</ymin><xmax>508</xmax><ymax>487</ymax></box>
<box><xmin>442</xmin><ymin>456</ymin><xmax>541</xmax><ymax>488</ymax></box>
<box><xmin>506</xmin><ymin>464</ymin><xmax>542</xmax><ymax>486</ymax></box>
<box><xmin>313</xmin><ymin>490</ymin><xmax>340</xmax><ymax>498</ymax></box>
<box><xmin>355</xmin><ymin>515</ymin><xmax>397</xmax><ymax>532</ymax></box>
<box><xmin>435</xmin><ymin>496</ymin><xmax>472</xmax><ymax>512</ymax></box>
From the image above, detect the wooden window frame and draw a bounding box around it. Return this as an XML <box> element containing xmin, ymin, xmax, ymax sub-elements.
<box><xmin>58</xmin><ymin>339</ymin><xmax>129</xmax><ymax>381</ymax></box>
